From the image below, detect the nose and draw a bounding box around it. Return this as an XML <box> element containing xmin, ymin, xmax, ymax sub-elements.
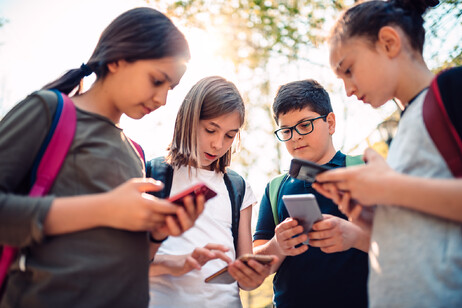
<box><xmin>343</xmin><ymin>79</ymin><xmax>356</xmax><ymax>97</ymax></box>
<box><xmin>211</xmin><ymin>135</ymin><xmax>224</xmax><ymax>150</ymax></box>
<box><xmin>152</xmin><ymin>85</ymin><xmax>169</xmax><ymax>106</ymax></box>
<box><xmin>292</xmin><ymin>128</ymin><xmax>303</xmax><ymax>141</ymax></box>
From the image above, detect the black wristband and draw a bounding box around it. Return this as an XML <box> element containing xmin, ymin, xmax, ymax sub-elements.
<box><xmin>149</xmin><ymin>233</ymin><xmax>168</xmax><ymax>244</ymax></box>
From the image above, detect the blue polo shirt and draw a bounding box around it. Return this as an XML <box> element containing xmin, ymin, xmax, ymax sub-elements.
<box><xmin>254</xmin><ymin>151</ymin><xmax>368</xmax><ymax>308</ymax></box>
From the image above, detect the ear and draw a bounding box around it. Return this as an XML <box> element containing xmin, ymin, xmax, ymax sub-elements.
<box><xmin>107</xmin><ymin>60</ymin><xmax>126</xmax><ymax>73</ymax></box>
<box><xmin>377</xmin><ymin>26</ymin><xmax>401</xmax><ymax>58</ymax></box>
<box><xmin>326</xmin><ymin>112</ymin><xmax>336</xmax><ymax>135</ymax></box>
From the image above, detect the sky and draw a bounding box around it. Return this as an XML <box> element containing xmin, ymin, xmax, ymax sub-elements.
<box><xmin>0</xmin><ymin>0</ymin><xmax>402</xmax><ymax>203</ymax></box>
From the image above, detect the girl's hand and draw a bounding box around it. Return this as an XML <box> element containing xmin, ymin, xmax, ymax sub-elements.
<box><xmin>308</xmin><ymin>214</ymin><xmax>365</xmax><ymax>253</ymax></box>
<box><xmin>274</xmin><ymin>218</ymin><xmax>308</xmax><ymax>256</ymax></box>
<box><xmin>151</xmin><ymin>194</ymin><xmax>206</xmax><ymax>239</ymax></box>
<box><xmin>105</xmin><ymin>178</ymin><xmax>178</xmax><ymax>231</ymax></box>
<box><xmin>314</xmin><ymin>148</ymin><xmax>395</xmax><ymax>206</ymax></box>
<box><xmin>228</xmin><ymin>256</ymin><xmax>278</xmax><ymax>291</ymax></box>
<box><xmin>149</xmin><ymin>244</ymin><xmax>231</xmax><ymax>277</ymax></box>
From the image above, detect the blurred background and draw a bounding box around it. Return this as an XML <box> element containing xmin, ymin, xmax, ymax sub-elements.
<box><xmin>0</xmin><ymin>0</ymin><xmax>460</xmax><ymax>306</ymax></box>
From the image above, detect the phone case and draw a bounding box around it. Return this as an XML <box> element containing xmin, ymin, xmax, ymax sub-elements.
<box><xmin>289</xmin><ymin>158</ymin><xmax>331</xmax><ymax>183</ymax></box>
<box><xmin>167</xmin><ymin>183</ymin><xmax>217</xmax><ymax>206</ymax></box>
<box><xmin>282</xmin><ymin>193</ymin><xmax>323</xmax><ymax>244</ymax></box>
<box><xmin>204</xmin><ymin>254</ymin><xmax>274</xmax><ymax>284</ymax></box>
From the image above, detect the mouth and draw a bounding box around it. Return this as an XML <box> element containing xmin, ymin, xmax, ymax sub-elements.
<box><xmin>294</xmin><ymin>145</ymin><xmax>308</xmax><ymax>151</ymax></box>
<box><xmin>205</xmin><ymin>152</ymin><xmax>218</xmax><ymax>160</ymax></box>
<box><xmin>142</xmin><ymin>104</ymin><xmax>155</xmax><ymax>115</ymax></box>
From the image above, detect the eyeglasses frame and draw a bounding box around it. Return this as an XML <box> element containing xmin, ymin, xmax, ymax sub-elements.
<box><xmin>274</xmin><ymin>115</ymin><xmax>328</xmax><ymax>142</ymax></box>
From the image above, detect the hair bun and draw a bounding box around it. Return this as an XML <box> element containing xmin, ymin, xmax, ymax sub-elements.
<box><xmin>390</xmin><ymin>0</ymin><xmax>439</xmax><ymax>15</ymax></box>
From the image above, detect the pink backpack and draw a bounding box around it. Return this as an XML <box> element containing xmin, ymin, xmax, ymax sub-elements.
<box><xmin>0</xmin><ymin>90</ymin><xmax>145</xmax><ymax>295</ymax></box>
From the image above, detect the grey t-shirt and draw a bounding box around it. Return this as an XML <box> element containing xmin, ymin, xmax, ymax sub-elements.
<box><xmin>0</xmin><ymin>91</ymin><xmax>149</xmax><ymax>307</ymax></box>
<box><xmin>369</xmin><ymin>90</ymin><xmax>462</xmax><ymax>307</ymax></box>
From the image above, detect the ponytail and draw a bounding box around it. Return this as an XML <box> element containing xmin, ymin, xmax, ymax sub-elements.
<box><xmin>43</xmin><ymin>63</ymin><xmax>94</xmax><ymax>95</ymax></box>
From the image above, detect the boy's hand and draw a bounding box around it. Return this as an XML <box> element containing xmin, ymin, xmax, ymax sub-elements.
<box><xmin>274</xmin><ymin>218</ymin><xmax>308</xmax><ymax>256</ymax></box>
<box><xmin>308</xmin><ymin>214</ymin><xmax>365</xmax><ymax>253</ymax></box>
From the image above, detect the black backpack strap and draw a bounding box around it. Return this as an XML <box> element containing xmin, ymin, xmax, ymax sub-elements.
<box><xmin>223</xmin><ymin>169</ymin><xmax>246</xmax><ymax>252</ymax></box>
<box><xmin>146</xmin><ymin>157</ymin><xmax>174</xmax><ymax>198</ymax></box>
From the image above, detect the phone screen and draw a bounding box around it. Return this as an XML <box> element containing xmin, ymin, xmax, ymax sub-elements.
<box><xmin>289</xmin><ymin>158</ymin><xmax>331</xmax><ymax>183</ymax></box>
<box><xmin>167</xmin><ymin>183</ymin><xmax>217</xmax><ymax>206</ymax></box>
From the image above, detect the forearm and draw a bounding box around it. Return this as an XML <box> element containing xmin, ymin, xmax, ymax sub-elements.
<box><xmin>149</xmin><ymin>254</ymin><xmax>186</xmax><ymax>277</ymax></box>
<box><xmin>253</xmin><ymin>238</ymin><xmax>285</xmax><ymax>274</ymax></box>
<box><xmin>43</xmin><ymin>193</ymin><xmax>111</xmax><ymax>235</ymax></box>
<box><xmin>383</xmin><ymin>174</ymin><xmax>462</xmax><ymax>222</ymax></box>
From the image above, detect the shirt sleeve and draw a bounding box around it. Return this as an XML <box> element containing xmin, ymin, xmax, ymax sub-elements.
<box><xmin>253</xmin><ymin>184</ymin><xmax>276</xmax><ymax>241</ymax></box>
<box><xmin>0</xmin><ymin>93</ymin><xmax>57</xmax><ymax>247</ymax></box>
<box><xmin>240</xmin><ymin>180</ymin><xmax>257</xmax><ymax>211</ymax></box>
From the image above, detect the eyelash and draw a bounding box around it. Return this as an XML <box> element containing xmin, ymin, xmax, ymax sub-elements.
<box><xmin>205</xmin><ymin>129</ymin><xmax>235</xmax><ymax>139</ymax></box>
<box><xmin>151</xmin><ymin>78</ymin><xmax>165</xmax><ymax>87</ymax></box>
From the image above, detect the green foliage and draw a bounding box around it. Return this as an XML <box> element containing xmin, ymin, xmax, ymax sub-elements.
<box><xmin>149</xmin><ymin>0</ymin><xmax>346</xmax><ymax>69</ymax></box>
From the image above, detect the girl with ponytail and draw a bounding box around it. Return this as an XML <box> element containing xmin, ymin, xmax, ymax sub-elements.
<box><xmin>313</xmin><ymin>0</ymin><xmax>462</xmax><ymax>306</ymax></box>
<box><xmin>0</xmin><ymin>7</ymin><xmax>202</xmax><ymax>308</ymax></box>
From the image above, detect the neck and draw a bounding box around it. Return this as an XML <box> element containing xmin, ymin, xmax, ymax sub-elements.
<box><xmin>71</xmin><ymin>81</ymin><xmax>122</xmax><ymax>124</ymax></box>
<box><xmin>395</xmin><ymin>57</ymin><xmax>434</xmax><ymax>108</ymax></box>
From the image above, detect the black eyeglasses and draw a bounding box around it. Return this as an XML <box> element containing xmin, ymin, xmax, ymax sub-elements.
<box><xmin>274</xmin><ymin>115</ymin><xmax>328</xmax><ymax>142</ymax></box>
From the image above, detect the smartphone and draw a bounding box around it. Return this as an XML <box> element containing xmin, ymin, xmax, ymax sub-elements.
<box><xmin>204</xmin><ymin>254</ymin><xmax>274</xmax><ymax>284</ymax></box>
<box><xmin>289</xmin><ymin>158</ymin><xmax>331</xmax><ymax>183</ymax></box>
<box><xmin>167</xmin><ymin>183</ymin><xmax>217</xmax><ymax>206</ymax></box>
<box><xmin>282</xmin><ymin>193</ymin><xmax>323</xmax><ymax>244</ymax></box>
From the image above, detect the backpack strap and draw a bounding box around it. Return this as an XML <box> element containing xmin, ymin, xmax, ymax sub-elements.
<box><xmin>223</xmin><ymin>169</ymin><xmax>246</xmax><ymax>252</ymax></box>
<box><xmin>146</xmin><ymin>157</ymin><xmax>174</xmax><ymax>199</ymax></box>
<box><xmin>269</xmin><ymin>173</ymin><xmax>289</xmax><ymax>226</ymax></box>
<box><xmin>345</xmin><ymin>154</ymin><xmax>364</xmax><ymax>167</ymax></box>
<box><xmin>0</xmin><ymin>90</ymin><xmax>76</xmax><ymax>288</ymax></box>
<box><xmin>423</xmin><ymin>67</ymin><xmax>462</xmax><ymax>177</ymax></box>
<box><xmin>129</xmin><ymin>139</ymin><xmax>145</xmax><ymax>165</ymax></box>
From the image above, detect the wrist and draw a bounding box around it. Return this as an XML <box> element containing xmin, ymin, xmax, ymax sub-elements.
<box><xmin>149</xmin><ymin>232</ymin><xmax>168</xmax><ymax>244</ymax></box>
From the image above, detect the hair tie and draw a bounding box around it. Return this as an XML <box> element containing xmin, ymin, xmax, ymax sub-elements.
<box><xmin>80</xmin><ymin>63</ymin><xmax>93</xmax><ymax>77</ymax></box>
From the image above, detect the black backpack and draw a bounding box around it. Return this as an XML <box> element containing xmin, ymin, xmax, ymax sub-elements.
<box><xmin>146</xmin><ymin>157</ymin><xmax>246</xmax><ymax>251</ymax></box>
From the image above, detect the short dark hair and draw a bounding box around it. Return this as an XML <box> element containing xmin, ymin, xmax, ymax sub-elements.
<box><xmin>272</xmin><ymin>79</ymin><xmax>333</xmax><ymax>123</ymax></box>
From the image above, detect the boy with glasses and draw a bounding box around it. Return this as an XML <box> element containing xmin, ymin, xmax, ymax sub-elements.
<box><xmin>253</xmin><ymin>79</ymin><xmax>370</xmax><ymax>308</ymax></box>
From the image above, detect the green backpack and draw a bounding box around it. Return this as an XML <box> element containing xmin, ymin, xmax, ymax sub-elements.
<box><xmin>269</xmin><ymin>155</ymin><xmax>364</xmax><ymax>225</ymax></box>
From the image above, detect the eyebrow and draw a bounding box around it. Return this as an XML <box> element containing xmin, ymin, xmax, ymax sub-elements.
<box><xmin>335</xmin><ymin>58</ymin><xmax>344</xmax><ymax>74</ymax></box>
<box><xmin>209</xmin><ymin>121</ymin><xmax>240</xmax><ymax>132</ymax></box>
<box><xmin>280</xmin><ymin>116</ymin><xmax>320</xmax><ymax>128</ymax></box>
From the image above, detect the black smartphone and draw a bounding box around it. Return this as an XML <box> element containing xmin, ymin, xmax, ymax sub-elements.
<box><xmin>167</xmin><ymin>183</ymin><xmax>217</xmax><ymax>206</ymax></box>
<box><xmin>289</xmin><ymin>158</ymin><xmax>331</xmax><ymax>183</ymax></box>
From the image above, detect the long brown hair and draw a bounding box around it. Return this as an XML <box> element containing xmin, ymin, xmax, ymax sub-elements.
<box><xmin>166</xmin><ymin>76</ymin><xmax>245</xmax><ymax>173</ymax></box>
<box><xmin>43</xmin><ymin>7</ymin><xmax>190</xmax><ymax>95</ymax></box>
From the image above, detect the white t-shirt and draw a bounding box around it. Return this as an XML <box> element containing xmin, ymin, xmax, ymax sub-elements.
<box><xmin>369</xmin><ymin>90</ymin><xmax>462</xmax><ymax>307</ymax></box>
<box><xmin>149</xmin><ymin>165</ymin><xmax>257</xmax><ymax>308</ymax></box>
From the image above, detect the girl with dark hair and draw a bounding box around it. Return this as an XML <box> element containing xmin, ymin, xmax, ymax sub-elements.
<box><xmin>147</xmin><ymin>76</ymin><xmax>276</xmax><ymax>307</ymax></box>
<box><xmin>0</xmin><ymin>7</ymin><xmax>201</xmax><ymax>308</ymax></box>
<box><xmin>313</xmin><ymin>0</ymin><xmax>462</xmax><ymax>306</ymax></box>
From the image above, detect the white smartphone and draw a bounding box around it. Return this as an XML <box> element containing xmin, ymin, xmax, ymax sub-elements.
<box><xmin>282</xmin><ymin>193</ymin><xmax>323</xmax><ymax>244</ymax></box>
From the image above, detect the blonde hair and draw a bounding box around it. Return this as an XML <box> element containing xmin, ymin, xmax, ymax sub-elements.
<box><xmin>166</xmin><ymin>76</ymin><xmax>245</xmax><ymax>173</ymax></box>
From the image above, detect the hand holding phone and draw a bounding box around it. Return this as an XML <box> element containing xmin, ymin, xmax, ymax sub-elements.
<box><xmin>289</xmin><ymin>158</ymin><xmax>331</xmax><ymax>183</ymax></box>
<box><xmin>167</xmin><ymin>183</ymin><xmax>217</xmax><ymax>206</ymax></box>
<box><xmin>204</xmin><ymin>254</ymin><xmax>274</xmax><ymax>284</ymax></box>
<box><xmin>282</xmin><ymin>193</ymin><xmax>323</xmax><ymax>244</ymax></box>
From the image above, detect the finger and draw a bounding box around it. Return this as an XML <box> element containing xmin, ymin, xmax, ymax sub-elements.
<box><xmin>285</xmin><ymin>244</ymin><xmax>309</xmax><ymax>256</ymax></box>
<box><xmin>164</xmin><ymin>215</ymin><xmax>182</xmax><ymax>236</ymax></box>
<box><xmin>131</xmin><ymin>178</ymin><xmax>165</xmax><ymax>192</ymax></box>
<box><xmin>182</xmin><ymin>195</ymin><xmax>196</xmax><ymax>217</ymax></box>
<box><xmin>315</xmin><ymin>167</ymin><xmax>353</xmax><ymax>183</ymax></box>
<box><xmin>185</xmin><ymin>256</ymin><xmax>202</xmax><ymax>270</ymax></box>
<box><xmin>143</xmin><ymin>196</ymin><xmax>179</xmax><ymax>214</ymax></box>
<box><xmin>175</xmin><ymin>207</ymin><xmax>194</xmax><ymax>232</ymax></box>
<box><xmin>203</xmin><ymin>243</ymin><xmax>230</xmax><ymax>253</ymax></box>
